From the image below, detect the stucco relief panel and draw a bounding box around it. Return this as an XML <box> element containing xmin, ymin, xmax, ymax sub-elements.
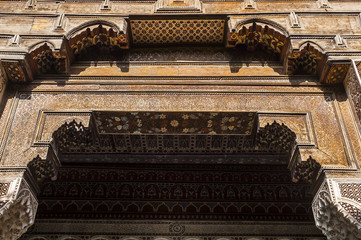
<box><xmin>258</xmin><ymin>113</ymin><xmax>314</xmax><ymax>145</ymax></box>
<box><xmin>33</xmin><ymin>111</ymin><xmax>91</xmax><ymax>144</ymax></box>
<box><xmin>0</xmin><ymin>92</ymin><xmax>350</xmax><ymax>166</ymax></box>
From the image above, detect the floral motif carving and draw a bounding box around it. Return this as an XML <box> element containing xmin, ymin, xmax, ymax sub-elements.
<box><xmin>312</xmin><ymin>179</ymin><xmax>361</xmax><ymax>240</ymax></box>
<box><xmin>92</xmin><ymin>111</ymin><xmax>257</xmax><ymax>135</ymax></box>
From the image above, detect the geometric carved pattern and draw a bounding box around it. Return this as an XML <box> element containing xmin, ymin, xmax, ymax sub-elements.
<box><xmin>339</xmin><ymin>183</ymin><xmax>361</xmax><ymax>202</ymax></box>
<box><xmin>340</xmin><ymin>202</ymin><xmax>361</xmax><ymax>222</ymax></box>
<box><xmin>288</xmin><ymin>44</ymin><xmax>324</xmax><ymax>75</ymax></box>
<box><xmin>70</xmin><ymin>25</ymin><xmax>128</xmax><ymax>61</ymax></box>
<box><xmin>52</xmin><ymin>112</ymin><xmax>297</xmax><ymax>155</ymax></box>
<box><xmin>36</xmin><ymin>164</ymin><xmax>314</xmax><ymax>221</ymax></box>
<box><xmin>312</xmin><ymin>179</ymin><xmax>361</xmax><ymax>240</ymax></box>
<box><xmin>0</xmin><ymin>183</ymin><xmax>10</xmax><ymax>197</ymax></box>
<box><xmin>20</xmin><ymin>235</ymin><xmax>327</xmax><ymax>240</ymax></box>
<box><xmin>1</xmin><ymin>61</ymin><xmax>27</xmax><ymax>82</ymax></box>
<box><xmin>346</xmin><ymin>61</ymin><xmax>361</xmax><ymax>126</ymax></box>
<box><xmin>29</xmin><ymin>43</ymin><xmax>66</xmax><ymax>74</ymax></box>
<box><xmin>323</xmin><ymin>63</ymin><xmax>349</xmax><ymax>84</ymax></box>
<box><xmin>227</xmin><ymin>23</ymin><xmax>286</xmax><ymax>60</ymax></box>
<box><xmin>130</xmin><ymin>19</ymin><xmax>224</xmax><ymax>45</ymax></box>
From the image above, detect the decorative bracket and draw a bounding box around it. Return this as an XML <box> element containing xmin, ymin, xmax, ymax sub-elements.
<box><xmin>317</xmin><ymin>0</ymin><xmax>330</xmax><ymax>8</ymax></box>
<box><xmin>289</xmin><ymin>12</ymin><xmax>301</xmax><ymax>28</ymax></box>
<box><xmin>313</xmin><ymin>178</ymin><xmax>361</xmax><ymax>239</ymax></box>
<box><xmin>101</xmin><ymin>0</ymin><xmax>111</xmax><ymax>10</ymax></box>
<box><xmin>9</xmin><ymin>35</ymin><xmax>20</xmax><ymax>47</ymax></box>
<box><xmin>0</xmin><ymin>176</ymin><xmax>38</xmax><ymax>240</ymax></box>
<box><xmin>289</xmin><ymin>147</ymin><xmax>321</xmax><ymax>184</ymax></box>
<box><xmin>334</xmin><ymin>34</ymin><xmax>346</xmax><ymax>48</ymax></box>
<box><xmin>25</xmin><ymin>0</ymin><xmax>36</xmax><ymax>9</ymax></box>
<box><xmin>27</xmin><ymin>145</ymin><xmax>61</xmax><ymax>183</ymax></box>
<box><xmin>55</xmin><ymin>13</ymin><xmax>65</xmax><ymax>30</ymax></box>
<box><xmin>243</xmin><ymin>0</ymin><xmax>256</xmax><ymax>9</ymax></box>
<box><xmin>154</xmin><ymin>0</ymin><xmax>202</xmax><ymax>13</ymax></box>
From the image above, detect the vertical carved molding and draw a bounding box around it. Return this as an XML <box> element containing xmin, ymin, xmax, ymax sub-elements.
<box><xmin>0</xmin><ymin>66</ymin><xmax>8</xmax><ymax>105</ymax></box>
<box><xmin>0</xmin><ymin>176</ymin><xmax>38</xmax><ymax>240</ymax></box>
<box><xmin>312</xmin><ymin>178</ymin><xmax>361</xmax><ymax>239</ymax></box>
<box><xmin>345</xmin><ymin>61</ymin><xmax>361</xmax><ymax>126</ymax></box>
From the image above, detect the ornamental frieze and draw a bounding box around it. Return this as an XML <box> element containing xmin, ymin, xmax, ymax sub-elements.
<box><xmin>51</xmin><ymin>111</ymin><xmax>299</xmax><ymax>156</ymax></box>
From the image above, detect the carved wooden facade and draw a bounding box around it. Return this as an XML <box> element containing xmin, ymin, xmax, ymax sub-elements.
<box><xmin>0</xmin><ymin>0</ymin><xmax>361</xmax><ymax>239</ymax></box>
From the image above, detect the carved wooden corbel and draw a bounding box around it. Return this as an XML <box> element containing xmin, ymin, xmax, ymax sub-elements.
<box><xmin>27</xmin><ymin>146</ymin><xmax>61</xmax><ymax>183</ymax></box>
<box><xmin>255</xmin><ymin>121</ymin><xmax>297</xmax><ymax>155</ymax></box>
<box><xmin>289</xmin><ymin>148</ymin><xmax>321</xmax><ymax>184</ymax></box>
<box><xmin>312</xmin><ymin>178</ymin><xmax>361</xmax><ymax>239</ymax></box>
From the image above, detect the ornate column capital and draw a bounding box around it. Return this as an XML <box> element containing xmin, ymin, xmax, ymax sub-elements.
<box><xmin>0</xmin><ymin>176</ymin><xmax>38</xmax><ymax>240</ymax></box>
<box><xmin>312</xmin><ymin>178</ymin><xmax>361</xmax><ymax>239</ymax></box>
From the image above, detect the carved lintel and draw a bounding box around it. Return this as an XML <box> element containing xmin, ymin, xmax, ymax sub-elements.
<box><xmin>289</xmin><ymin>147</ymin><xmax>321</xmax><ymax>184</ymax></box>
<box><xmin>313</xmin><ymin>178</ymin><xmax>361</xmax><ymax>239</ymax></box>
<box><xmin>27</xmin><ymin>146</ymin><xmax>61</xmax><ymax>183</ymax></box>
<box><xmin>0</xmin><ymin>177</ymin><xmax>38</xmax><ymax>240</ymax></box>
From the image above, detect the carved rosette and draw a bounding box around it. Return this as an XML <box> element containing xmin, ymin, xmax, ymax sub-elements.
<box><xmin>0</xmin><ymin>177</ymin><xmax>38</xmax><ymax>240</ymax></box>
<box><xmin>312</xmin><ymin>179</ymin><xmax>361</xmax><ymax>239</ymax></box>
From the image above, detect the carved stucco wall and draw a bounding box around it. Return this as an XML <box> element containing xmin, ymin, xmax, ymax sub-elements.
<box><xmin>0</xmin><ymin>83</ymin><xmax>359</xmax><ymax>169</ymax></box>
